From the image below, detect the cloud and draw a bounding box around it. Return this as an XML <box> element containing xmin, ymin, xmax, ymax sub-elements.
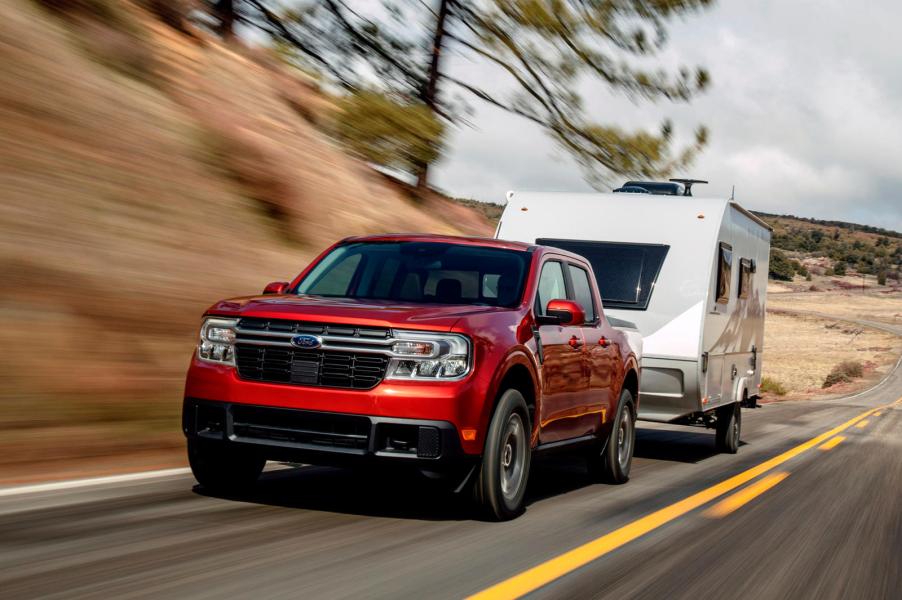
<box><xmin>433</xmin><ymin>0</ymin><xmax>902</xmax><ymax>231</ymax></box>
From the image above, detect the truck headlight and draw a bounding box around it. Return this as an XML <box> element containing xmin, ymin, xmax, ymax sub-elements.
<box><xmin>198</xmin><ymin>317</ymin><xmax>238</xmax><ymax>365</ymax></box>
<box><xmin>386</xmin><ymin>331</ymin><xmax>471</xmax><ymax>380</ymax></box>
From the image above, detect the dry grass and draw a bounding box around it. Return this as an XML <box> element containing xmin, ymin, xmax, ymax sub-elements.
<box><xmin>768</xmin><ymin>290</ymin><xmax>902</xmax><ymax>326</ymax></box>
<box><xmin>761</xmin><ymin>312</ymin><xmax>900</xmax><ymax>399</ymax></box>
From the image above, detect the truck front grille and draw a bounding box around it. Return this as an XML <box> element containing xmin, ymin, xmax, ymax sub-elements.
<box><xmin>235</xmin><ymin>345</ymin><xmax>388</xmax><ymax>389</ymax></box>
<box><xmin>233</xmin><ymin>318</ymin><xmax>392</xmax><ymax>389</ymax></box>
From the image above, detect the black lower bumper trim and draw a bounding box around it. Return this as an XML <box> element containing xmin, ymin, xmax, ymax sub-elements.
<box><xmin>183</xmin><ymin>398</ymin><xmax>469</xmax><ymax>468</ymax></box>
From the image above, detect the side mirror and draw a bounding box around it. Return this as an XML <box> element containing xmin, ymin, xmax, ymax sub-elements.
<box><xmin>262</xmin><ymin>281</ymin><xmax>290</xmax><ymax>295</ymax></box>
<box><xmin>537</xmin><ymin>299</ymin><xmax>586</xmax><ymax>327</ymax></box>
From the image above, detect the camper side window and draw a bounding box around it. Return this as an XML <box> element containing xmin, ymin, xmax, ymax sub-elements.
<box><xmin>738</xmin><ymin>258</ymin><xmax>752</xmax><ymax>299</ymax></box>
<box><xmin>716</xmin><ymin>243</ymin><xmax>733</xmax><ymax>304</ymax></box>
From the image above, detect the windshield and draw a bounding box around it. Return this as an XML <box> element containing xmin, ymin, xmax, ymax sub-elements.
<box><xmin>537</xmin><ymin>239</ymin><xmax>669</xmax><ymax>310</ymax></box>
<box><xmin>295</xmin><ymin>242</ymin><xmax>530</xmax><ymax>307</ymax></box>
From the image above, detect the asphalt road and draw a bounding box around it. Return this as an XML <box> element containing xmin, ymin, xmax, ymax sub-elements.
<box><xmin>2</xmin><ymin>363</ymin><xmax>900</xmax><ymax>599</ymax></box>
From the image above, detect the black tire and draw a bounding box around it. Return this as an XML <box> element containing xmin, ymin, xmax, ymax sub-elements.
<box><xmin>188</xmin><ymin>439</ymin><xmax>266</xmax><ymax>493</ymax></box>
<box><xmin>588</xmin><ymin>389</ymin><xmax>635</xmax><ymax>484</ymax></box>
<box><xmin>715</xmin><ymin>402</ymin><xmax>741</xmax><ymax>454</ymax></box>
<box><xmin>473</xmin><ymin>389</ymin><xmax>532</xmax><ymax>520</ymax></box>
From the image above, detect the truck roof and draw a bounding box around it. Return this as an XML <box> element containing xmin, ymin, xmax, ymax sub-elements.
<box><xmin>341</xmin><ymin>233</ymin><xmax>595</xmax><ymax>264</ymax></box>
<box><xmin>340</xmin><ymin>233</ymin><xmax>536</xmax><ymax>253</ymax></box>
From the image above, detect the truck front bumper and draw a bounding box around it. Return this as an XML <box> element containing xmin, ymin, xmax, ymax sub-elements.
<box><xmin>183</xmin><ymin>398</ymin><xmax>470</xmax><ymax>469</ymax></box>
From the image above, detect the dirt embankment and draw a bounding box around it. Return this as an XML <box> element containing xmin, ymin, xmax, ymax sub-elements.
<box><xmin>0</xmin><ymin>0</ymin><xmax>493</xmax><ymax>481</ymax></box>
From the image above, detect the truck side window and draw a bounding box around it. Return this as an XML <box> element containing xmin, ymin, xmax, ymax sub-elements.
<box><xmin>716</xmin><ymin>243</ymin><xmax>733</xmax><ymax>304</ymax></box>
<box><xmin>738</xmin><ymin>258</ymin><xmax>752</xmax><ymax>299</ymax></box>
<box><xmin>567</xmin><ymin>265</ymin><xmax>597</xmax><ymax>322</ymax></box>
<box><xmin>536</xmin><ymin>261</ymin><xmax>566</xmax><ymax>316</ymax></box>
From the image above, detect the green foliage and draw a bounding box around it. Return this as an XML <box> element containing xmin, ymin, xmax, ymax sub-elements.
<box><xmin>755</xmin><ymin>211</ymin><xmax>902</xmax><ymax>283</ymax></box>
<box><xmin>452</xmin><ymin>198</ymin><xmax>505</xmax><ymax>223</ymax></box>
<box><xmin>233</xmin><ymin>0</ymin><xmax>714</xmax><ymax>185</ymax></box>
<box><xmin>822</xmin><ymin>360</ymin><xmax>864</xmax><ymax>388</ymax></box>
<box><xmin>789</xmin><ymin>259</ymin><xmax>808</xmax><ymax>276</ymax></box>
<box><xmin>336</xmin><ymin>91</ymin><xmax>445</xmax><ymax>175</ymax></box>
<box><xmin>760</xmin><ymin>376</ymin><xmax>787</xmax><ymax>396</ymax></box>
<box><xmin>769</xmin><ymin>249</ymin><xmax>796</xmax><ymax>281</ymax></box>
<box><xmin>833</xmin><ymin>261</ymin><xmax>847</xmax><ymax>276</ymax></box>
<box><xmin>878</xmin><ymin>271</ymin><xmax>887</xmax><ymax>286</ymax></box>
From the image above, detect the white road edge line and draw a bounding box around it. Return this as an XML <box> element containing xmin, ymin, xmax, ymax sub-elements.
<box><xmin>0</xmin><ymin>468</ymin><xmax>192</xmax><ymax>498</ymax></box>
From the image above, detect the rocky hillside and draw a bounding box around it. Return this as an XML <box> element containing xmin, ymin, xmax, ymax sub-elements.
<box><xmin>0</xmin><ymin>0</ymin><xmax>493</xmax><ymax>476</ymax></box>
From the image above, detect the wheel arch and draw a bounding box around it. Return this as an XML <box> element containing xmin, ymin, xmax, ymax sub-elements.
<box><xmin>622</xmin><ymin>366</ymin><xmax>640</xmax><ymax>413</ymax></box>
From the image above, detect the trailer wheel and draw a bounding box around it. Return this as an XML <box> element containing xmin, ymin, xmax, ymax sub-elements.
<box><xmin>472</xmin><ymin>389</ymin><xmax>532</xmax><ymax>520</ymax></box>
<box><xmin>588</xmin><ymin>389</ymin><xmax>635</xmax><ymax>484</ymax></box>
<box><xmin>715</xmin><ymin>403</ymin><xmax>741</xmax><ymax>454</ymax></box>
<box><xmin>188</xmin><ymin>439</ymin><xmax>265</xmax><ymax>493</ymax></box>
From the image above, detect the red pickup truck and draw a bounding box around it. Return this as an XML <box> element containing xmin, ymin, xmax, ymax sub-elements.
<box><xmin>184</xmin><ymin>234</ymin><xmax>640</xmax><ymax>519</ymax></box>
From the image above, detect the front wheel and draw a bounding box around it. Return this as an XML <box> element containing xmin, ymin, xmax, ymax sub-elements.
<box><xmin>588</xmin><ymin>389</ymin><xmax>635</xmax><ymax>484</ymax></box>
<box><xmin>188</xmin><ymin>439</ymin><xmax>266</xmax><ymax>493</ymax></box>
<box><xmin>473</xmin><ymin>389</ymin><xmax>532</xmax><ymax>520</ymax></box>
<box><xmin>715</xmin><ymin>403</ymin><xmax>741</xmax><ymax>454</ymax></box>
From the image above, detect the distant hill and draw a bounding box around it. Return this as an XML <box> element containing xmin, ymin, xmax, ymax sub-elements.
<box><xmin>0</xmin><ymin>0</ymin><xmax>494</xmax><ymax>471</ymax></box>
<box><xmin>753</xmin><ymin>212</ymin><xmax>901</xmax><ymax>280</ymax></box>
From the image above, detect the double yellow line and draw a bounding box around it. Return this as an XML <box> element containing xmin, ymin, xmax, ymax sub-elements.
<box><xmin>468</xmin><ymin>398</ymin><xmax>898</xmax><ymax>600</ymax></box>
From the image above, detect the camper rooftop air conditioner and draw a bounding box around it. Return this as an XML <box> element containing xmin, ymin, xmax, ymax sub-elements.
<box><xmin>613</xmin><ymin>178</ymin><xmax>708</xmax><ymax>197</ymax></box>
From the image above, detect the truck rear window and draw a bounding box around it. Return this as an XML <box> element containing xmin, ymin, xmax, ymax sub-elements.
<box><xmin>296</xmin><ymin>242</ymin><xmax>529</xmax><ymax>307</ymax></box>
<box><xmin>537</xmin><ymin>239</ymin><xmax>669</xmax><ymax>310</ymax></box>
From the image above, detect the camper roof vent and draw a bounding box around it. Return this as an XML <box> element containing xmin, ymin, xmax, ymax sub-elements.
<box><xmin>613</xmin><ymin>178</ymin><xmax>708</xmax><ymax>197</ymax></box>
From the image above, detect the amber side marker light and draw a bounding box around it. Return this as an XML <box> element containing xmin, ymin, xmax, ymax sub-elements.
<box><xmin>462</xmin><ymin>429</ymin><xmax>477</xmax><ymax>441</ymax></box>
<box><xmin>520</xmin><ymin>206</ymin><xmax>529</xmax><ymax>211</ymax></box>
<box><xmin>697</xmin><ymin>213</ymin><xmax>705</xmax><ymax>219</ymax></box>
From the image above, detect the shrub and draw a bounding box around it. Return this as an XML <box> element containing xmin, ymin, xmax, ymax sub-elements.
<box><xmin>336</xmin><ymin>91</ymin><xmax>445</xmax><ymax>178</ymax></box>
<box><xmin>877</xmin><ymin>271</ymin><xmax>887</xmax><ymax>286</ymax></box>
<box><xmin>822</xmin><ymin>360</ymin><xmax>864</xmax><ymax>388</ymax></box>
<box><xmin>769</xmin><ymin>249</ymin><xmax>796</xmax><ymax>281</ymax></box>
<box><xmin>760</xmin><ymin>376</ymin><xmax>787</xmax><ymax>396</ymax></box>
<box><xmin>833</xmin><ymin>261</ymin><xmax>848</xmax><ymax>276</ymax></box>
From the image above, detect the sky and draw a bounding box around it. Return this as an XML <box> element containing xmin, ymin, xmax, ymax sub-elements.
<box><xmin>431</xmin><ymin>0</ymin><xmax>902</xmax><ymax>232</ymax></box>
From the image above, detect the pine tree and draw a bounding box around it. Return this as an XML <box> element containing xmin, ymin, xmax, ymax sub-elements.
<box><xmin>215</xmin><ymin>0</ymin><xmax>714</xmax><ymax>190</ymax></box>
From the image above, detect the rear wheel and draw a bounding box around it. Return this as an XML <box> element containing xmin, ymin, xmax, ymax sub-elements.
<box><xmin>715</xmin><ymin>402</ymin><xmax>741</xmax><ymax>454</ymax></box>
<box><xmin>473</xmin><ymin>389</ymin><xmax>532</xmax><ymax>520</ymax></box>
<box><xmin>188</xmin><ymin>439</ymin><xmax>265</xmax><ymax>493</ymax></box>
<box><xmin>588</xmin><ymin>389</ymin><xmax>635</xmax><ymax>484</ymax></box>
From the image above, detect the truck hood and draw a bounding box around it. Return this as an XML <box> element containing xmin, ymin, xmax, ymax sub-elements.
<box><xmin>206</xmin><ymin>294</ymin><xmax>513</xmax><ymax>331</ymax></box>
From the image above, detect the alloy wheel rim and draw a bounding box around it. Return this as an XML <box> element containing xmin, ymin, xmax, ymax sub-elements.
<box><xmin>500</xmin><ymin>413</ymin><xmax>526</xmax><ymax>500</ymax></box>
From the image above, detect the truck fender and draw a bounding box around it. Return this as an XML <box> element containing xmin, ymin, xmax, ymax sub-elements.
<box><xmin>485</xmin><ymin>348</ymin><xmax>541</xmax><ymax>442</ymax></box>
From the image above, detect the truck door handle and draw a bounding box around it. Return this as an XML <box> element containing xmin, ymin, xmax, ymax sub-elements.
<box><xmin>599</xmin><ymin>336</ymin><xmax>610</xmax><ymax>348</ymax></box>
<box><xmin>568</xmin><ymin>335</ymin><xmax>583</xmax><ymax>349</ymax></box>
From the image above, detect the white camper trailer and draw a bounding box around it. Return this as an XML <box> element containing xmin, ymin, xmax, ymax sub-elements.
<box><xmin>496</xmin><ymin>186</ymin><xmax>771</xmax><ymax>452</ymax></box>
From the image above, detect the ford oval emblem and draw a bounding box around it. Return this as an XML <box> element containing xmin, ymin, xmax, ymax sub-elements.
<box><xmin>290</xmin><ymin>334</ymin><xmax>322</xmax><ymax>349</ymax></box>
